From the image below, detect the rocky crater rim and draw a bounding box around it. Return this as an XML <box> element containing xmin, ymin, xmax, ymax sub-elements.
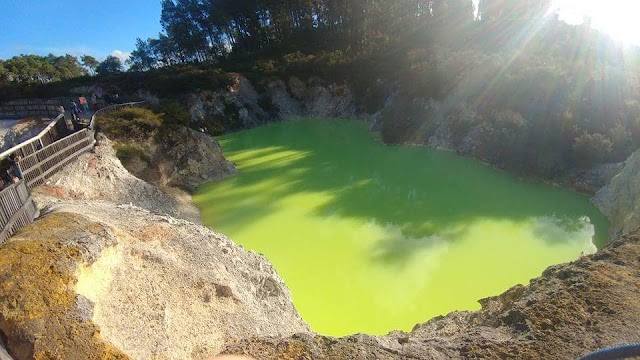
<box><xmin>1</xmin><ymin>79</ymin><xmax>638</xmax><ymax>358</ymax></box>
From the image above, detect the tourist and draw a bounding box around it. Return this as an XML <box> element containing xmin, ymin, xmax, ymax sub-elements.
<box><xmin>7</xmin><ymin>154</ymin><xmax>22</xmax><ymax>180</ymax></box>
<box><xmin>70</xmin><ymin>100</ymin><xmax>80</xmax><ymax>121</ymax></box>
<box><xmin>91</xmin><ymin>93</ymin><xmax>98</xmax><ymax>111</ymax></box>
<box><xmin>79</xmin><ymin>95</ymin><xmax>90</xmax><ymax>113</ymax></box>
<box><xmin>0</xmin><ymin>155</ymin><xmax>19</xmax><ymax>185</ymax></box>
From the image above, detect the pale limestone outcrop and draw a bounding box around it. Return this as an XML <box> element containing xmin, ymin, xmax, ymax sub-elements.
<box><xmin>0</xmin><ymin>202</ymin><xmax>309</xmax><ymax>359</ymax></box>
<box><xmin>33</xmin><ymin>135</ymin><xmax>202</xmax><ymax>223</ymax></box>
<box><xmin>593</xmin><ymin>149</ymin><xmax>640</xmax><ymax>236</ymax></box>
<box><xmin>0</xmin><ymin>119</ymin><xmax>49</xmax><ymax>153</ymax></box>
<box><xmin>0</xmin><ymin>132</ymin><xmax>306</xmax><ymax>359</ymax></box>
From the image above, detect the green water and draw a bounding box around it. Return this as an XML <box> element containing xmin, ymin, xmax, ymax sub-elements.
<box><xmin>194</xmin><ymin>119</ymin><xmax>609</xmax><ymax>337</ymax></box>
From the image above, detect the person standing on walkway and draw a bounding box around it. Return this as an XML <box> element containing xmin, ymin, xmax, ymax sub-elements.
<box><xmin>91</xmin><ymin>93</ymin><xmax>98</xmax><ymax>111</ymax></box>
<box><xmin>79</xmin><ymin>95</ymin><xmax>89</xmax><ymax>114</ymax></box>
<box><xmin>70</xmin><ymin>100</ymin><xmax>80</xmax><ymax>121</ymax></box>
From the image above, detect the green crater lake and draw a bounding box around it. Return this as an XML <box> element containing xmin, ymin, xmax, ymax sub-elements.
<box><xmin>194</xmin><ymin>119</ymin><xmax>609</xmax><ymax>337</ymax></box>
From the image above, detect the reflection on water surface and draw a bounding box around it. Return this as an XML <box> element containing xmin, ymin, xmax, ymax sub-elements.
<box><xmin>195</xmin><ymin>119</ymin><xmax>609</xmax><ymax>336</ymax></box>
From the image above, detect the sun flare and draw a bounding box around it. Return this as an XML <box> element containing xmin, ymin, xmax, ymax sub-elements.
<box><xmin>555</xmin><ymin>0</ymin><xmax>640</xmax><ymax>45</ymax></box>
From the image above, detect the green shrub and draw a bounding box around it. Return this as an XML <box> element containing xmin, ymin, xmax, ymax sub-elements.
<box><xmin>96</xmin><ymin>107</ymin><xmax>162</xmax><ymax>140</ymax></box>
<box><xmin>152</xmin><ymin>100</ymin><xmax>190</xmax><ymax>128</ymax></box>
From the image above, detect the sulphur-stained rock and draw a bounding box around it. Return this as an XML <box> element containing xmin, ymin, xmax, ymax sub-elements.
<box><xmin>304</xmin><ymin>79</ymin><xmax>356</xmax><ymax>119</ymax></box>
<box><xmin>0</xmin><ymin>202</ymin><xmax>309</xmax><ymax>359</ymax></box>
<box><xmin>593</xmin><ymin>149</ymin><xmax>640</xmax><ymax>236</ymax></box>
<box><xmin>265</xmin><ymin>78</ymin><xmax>302</xmax><ymax>120</ymax></box>
<box><xmin>0</xmin><ymin>213</ymin><xmax>128</xmax><ymax>360</ymax></box>
<box><xmin>189</xmin><ymin>75</ymin><xmax>269</xmax><ymax>134</ymax></box>
<box><xmin>222</xmin><ymin>234</ymin><xmax>640</xmax><ymax>359</ymax></box>
<box><xmin>287</xmin><ymin>76</ymin><xmax>307</xmax><ymax>100</ymax></box>
<box><xmin>566</xmin><ymin>162</ymin><xmax>624</xmax><ymax>195</ymax></box>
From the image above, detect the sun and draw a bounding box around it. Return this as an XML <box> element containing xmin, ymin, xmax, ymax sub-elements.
<box><xmin>555</xmin><ymin>0</ymin><xmax>640</xmax><ymax>45</ymax></box>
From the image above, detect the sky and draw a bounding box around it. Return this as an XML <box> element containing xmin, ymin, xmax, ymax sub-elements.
<box><xmin>553</xmin><ymin>0</ymin><xmax>640</xmax><ymax>45</ymax></box>
<box><xmin>0</xmin><ymin>0</ymin><xmax>638</xmax><ymax>61</ymax></box>
<box><xmin>0</xmin><ymin>0</ymin><xmax>162</xmax><ymax>61</ymax></box>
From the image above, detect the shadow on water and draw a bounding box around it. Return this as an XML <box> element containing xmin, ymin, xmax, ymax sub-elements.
<box><xmin>196</xmin><ymin>119</ymin><xmax>610</xmax><ymax>267</ymax></box>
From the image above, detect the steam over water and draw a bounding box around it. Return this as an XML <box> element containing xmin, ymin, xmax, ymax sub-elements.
<box><xmin>195</xmin><ymin>119</ymin><xmax>609</xmax><ymax>336</ymax></box>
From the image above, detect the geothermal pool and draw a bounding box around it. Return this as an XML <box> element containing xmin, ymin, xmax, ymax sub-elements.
<box><xmin>194</xmin><ymin>119</ymin><xmax>609</xmax><ymax>337</ymax></box>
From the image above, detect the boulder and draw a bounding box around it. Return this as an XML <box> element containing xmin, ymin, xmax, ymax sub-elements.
<box><xmin>0</xmin><ymin>202</ymin><xmax>309</xmax><ymax>359</ymax></box>
<box><xmin>0</xmin><ymin>212</ymin><xmax>128</xmax><ymax>359</ymax></box>
<box><xmin>157</xmin><ymin>127</ymin><xmax>238</xmax><ymax>191</ymax></box>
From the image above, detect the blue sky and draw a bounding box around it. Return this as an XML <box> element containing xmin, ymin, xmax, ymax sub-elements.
<box><xmin>0</xmin><ymin>0</ymin><xmax>162</xmax><ymax>61</ymax></box>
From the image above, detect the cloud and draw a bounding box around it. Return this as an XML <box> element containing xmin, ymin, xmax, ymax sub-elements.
<box><xmin>110</xmin><ymin>50</ymin><xmax>131</xmax><ymax>63</ymax></box>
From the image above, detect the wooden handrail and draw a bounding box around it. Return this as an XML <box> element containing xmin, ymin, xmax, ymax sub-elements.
<box><xmin>0</xmin><ymin>113</ymin><xmax>65</xmax><ymax>160</ymax></box>
<box><xmin>0</xmin><ymin>179</ymin><xmax>23</xmax><ymax>198</ymax></box>
<box><xmin>0</xmin><ymin>101</ymin><xmax>144</xmax><ymax>160</ymax></box>
<box><xmin>0</xmin><ymin>99</ymin><xmax>146</xmax><ymax>243</ymax></box>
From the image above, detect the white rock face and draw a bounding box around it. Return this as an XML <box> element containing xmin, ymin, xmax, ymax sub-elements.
<box><xmin>0</xmin><ymin>119</ymin><xmax>49</xmax><ymax>152</ymax></box>
<box><xmin>21</xmin><ymin>135</ymin><xmax>309</xmax><ymax>359</ymax></box>
<box><xmin>593</xmin><ymin>149</ymin><xmax>640</xmax><ymax>236</ymax></box>
<box><xmin>57</xmin><ymin>201</ymin><xmax>309</xmax><ymax>359</ymax></box>
<box><xmin>34</xmin><ymin>134</ymin><xmax>203</xmax><ymax>223</ymax></box>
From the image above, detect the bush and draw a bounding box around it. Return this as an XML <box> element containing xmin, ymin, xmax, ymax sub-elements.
<box><xmin>96</xmin><ymin>107</ymin><xmax>162</xmax><ymax>140</ymax></box>
<box><xmin>152</xmin><ymin>100</ymin><xmax>190</xmax><ymax>129</ymax></box>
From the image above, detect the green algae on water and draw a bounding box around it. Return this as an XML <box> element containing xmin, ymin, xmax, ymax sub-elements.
<box><xmin>194</xmin><ymin>118</ymin><xmax>609</xmax><ymax>337</ymax></box>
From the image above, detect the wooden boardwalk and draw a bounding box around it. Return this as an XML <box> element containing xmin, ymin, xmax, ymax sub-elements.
<box><xmin>0</xmin><ymin>100</ymin><xmax>145</xmax><ymax>243</ymax></box>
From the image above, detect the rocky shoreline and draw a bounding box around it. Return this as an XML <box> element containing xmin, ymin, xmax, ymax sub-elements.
<box><xmin>0</xmin><ymin>133</ymin><xmax>307</xmax><ymax>359</ymax></box>
<box><xmin>1</xmin><ymin>77</ymin><xmax>640</xmax><ymax>358</ymax></box>
<box><xmin>222</xmin><ymin>232</ymin><xmax>640</xmax><ymax>359</ymax></box>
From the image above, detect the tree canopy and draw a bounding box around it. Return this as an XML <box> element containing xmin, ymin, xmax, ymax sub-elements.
<box><xmin>0</xmin><ymin>54</ymin><xmax>86</xmax><ymax>84</ymax></box>
<box><xmin>96</xmin><ymin>55</ymin><xmax>124</xmax><ymax>75</ymax></box>
<box><xmin>81</xmin><ymin>55</ymin><xmax>100</xmax><ymax>75</ymax></box>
